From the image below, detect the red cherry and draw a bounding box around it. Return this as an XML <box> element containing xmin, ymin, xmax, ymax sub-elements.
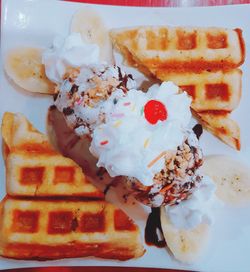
<box><xmin>144</xmin><ymin>100</ymin><xmax>168</xmax><ymax>125</ymax></box>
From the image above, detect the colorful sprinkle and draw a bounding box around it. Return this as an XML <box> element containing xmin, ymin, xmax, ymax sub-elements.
<box><xmin>76</xmin><ymin>98</ymin><xmax>83</xmax><ymax>105</ymax></box>
<box><xmin>114</xmin><ymin>120</ymin><xmax>122</xmax><ymax>128</ymax></box>
<box><xmin>112</xmin><ymin>113</ymin><xmax>125</xmax><ymax>118</ymax></box>
<box><xmin>143</xmin><ymin>138</ymin><xmax>150</xmax><ymax>148</ymax></box>
<box><xmin>123</xmin><ymin>102</ymin><xmax>131</xmax><ymax>106</ymax></box>
<box><xmin>100</xmin><ymin>140</ymin><xmax>109</xmax><ymax>146</ymax></box>
<box><xmin>131</xmin><ymin>105</ymin><xmax>136</xmax><ymax>112</ymax></box>
<box><xmin>140</xmin><ymin>107</ymin><xmax>144</xmax><ymax>115</ymax></box>
<box><xmin>147</xmin><ymin>151</ymin><xmax>167</xmax><ymax>168</ymax></box>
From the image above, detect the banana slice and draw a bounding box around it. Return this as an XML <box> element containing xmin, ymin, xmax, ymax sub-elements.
<box><xmin>70</xmin><ymin>7</ymin><xmax>113</xmax><ymax>64</ymax></box>
<box><xmin>201</xmin><ymin>155</ymin><xmax>250</xmax><ymax>205</ymax></box>
<box><xmin>160</xmin><ymin>207</ymin><xmax>210</xmax><ymax>264</ymax></box>
<box><xmin>4</xmin><ymin>47</ymin><xmax>56</xmax><ymax>94</ymax></box>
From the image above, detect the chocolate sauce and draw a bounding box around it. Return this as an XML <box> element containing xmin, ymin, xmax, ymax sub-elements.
<box><xmin>145</xmin><ymin>208</ymin><xmax>166</xmax><ymax>248</ymax></box>
<box><xmin>192</xmin><ymin>124</ymin><xmax>203</xmax><ymax>140</ymax></box>
<box><xmin>63</xmin><ymin>107</ymin><xmax>74</xmax><ymax>116</ymax></box>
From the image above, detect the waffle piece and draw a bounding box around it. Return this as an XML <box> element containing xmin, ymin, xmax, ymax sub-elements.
<box><xmin>0</xmin><ymin>196</ymin><xmax>144</xmax><ymax>260</ymax></box>
<box><xmin>192</xmin><ymin>110</ymin><xmax>240</xmax><ymax>150</ymax></box>
<box><xmin>155</xmin><ymin>69</ymin><xmax>242</xmax><ymax>112</ymax></box>
<box><xmin>1</xmin><ymin>112</ymin><xmax>103</xmax><ymax>198</ymax></box>
<box><xmin>111</xmin><ymin>26</ymin><xmax>245</xmax><ymax>72</ymax></box>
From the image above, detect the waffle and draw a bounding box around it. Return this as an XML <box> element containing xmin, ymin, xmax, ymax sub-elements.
<box><xmin>1</xmin><ymin>112</ymin><xmax>103</xmax><ymax>198</ymax></box>
<box><xmin>155</xmin><ymin>69</ymin><xmax>242</xmax><ymax>112</ymax></box>
<box><xmin>110</xmin><ymin>26</ymin><xmax>245</xmax><ymax>72</ymax></box>
<box><xmin>0</xmin><ymin>196</ymin><xmax>144</xmax><ymax>260</ymax></box>
<box><xmin>192</xmin><ymin>110</ymin><xmax>240</xmax><ymax>150</ymax></box>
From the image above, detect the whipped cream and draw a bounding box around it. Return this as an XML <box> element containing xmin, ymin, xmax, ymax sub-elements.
<box><xmin>90</xmin><ymin>81</ymin><xmax>192</xmax><ymax>186</ymax></box>
<box><xmin>166</xmin><ymin>175</ymin><xmax>217</xmax><ymax>230</ymax></box>
<box><xmin>42</xmin><ymin>32</ymin><xmax>99</xmax><ymax>83</ymax></box>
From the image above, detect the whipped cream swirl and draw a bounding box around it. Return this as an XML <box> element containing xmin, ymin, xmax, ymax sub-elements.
<box><xmin>90</xmin><ymin>81</ymin><xmax>192</xmax><ymax>186</ymax></box>
<box><xmin>42</xmin><ymin>32</ymin><xmax>99</xmax><ymax>83</ymax></box>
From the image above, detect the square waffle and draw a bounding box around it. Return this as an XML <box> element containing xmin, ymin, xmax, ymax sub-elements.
<box><xmin>0</xmin><ymin>196</ymin><xmax>144</xmax><ymax>260</ymax></box>
<box><xmin>110</xmin><ymin>26</ymin><xmax>245</xmax><ymax>72</ymax></box>
<box><xmin>1</xmin><ymin>112</ymin><xmax>104</xmax><ymax>198</ymax></box>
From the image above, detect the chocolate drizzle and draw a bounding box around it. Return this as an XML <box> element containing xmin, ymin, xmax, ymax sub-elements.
<box><xmin>192</xmin><ymin>124</ymin><xmax>203</xmax><ymax>140</ymax></box>
<box><xmin>69</xmin><ymin>84</ymin><xmax>79</xmax><ymax>96</ymax></box>
<box><xmin>63</xmin><ymin>107</ymin><xmax>74</xmax><ymax>115</ymax></box>
<box><xmin>145</xmin><ymin>208</ymin><xmax>166</xmax><ymax>248</ymax></box>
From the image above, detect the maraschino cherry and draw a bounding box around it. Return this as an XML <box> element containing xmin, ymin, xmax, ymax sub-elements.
<box><xmin>144</xmin><ymin>100</ymin><xmax>168</xmax><ymax>125</ymax></box>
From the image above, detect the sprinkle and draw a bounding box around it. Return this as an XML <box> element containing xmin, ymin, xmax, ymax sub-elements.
<box><xmin>123</xmin><ymin>102</ymin><xmax>131</xmax><ymax>106</ymax></box>
<box><xmin>112</xmin><ymin>113</ymin><xmax>125</xmax><ymax>118</ymax></box>
<box><xmin>100</xmin><ymin>140</ymin><xmax>109</xmax><ymax>146</ymax></box>
<box><xmin>143</xmin><ymin>138</ymin><xmax>150</xmax><ymax>148</ymax></box>
<box><xmin>160</xmin><ymin>183</ymin><xmax>174</xmax><ymax>193</ymax></box>
<box><xmin>114</xmin><ymin>120</ymin><xmax>122</xmax><ymax>128</ymax></box>
<box><xmin>76</xmin><ymin>98</ymin><xmax>83</xmax><ymax>105</ymax></box>
<box><xmin>140</xmin><ymin>107</ymin><xmax>144</xmax><ymax>115</ymax></box>
<box><xmin>147</xmin><ymin>151</ymin><xmax>167</xmax><ymax>168</ymax></box>
<box><xmin>131</xmin><ymin>105</ymin><xmax>136</xmax><ymax>111</ymax></box>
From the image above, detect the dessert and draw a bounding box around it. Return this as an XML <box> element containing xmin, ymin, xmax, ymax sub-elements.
<box><xmin>2</xmin><ymin>112</ymin><xmax>103</xmax><ymax>198</ymax></box>
<box><xmin>1</xmin><ymin>2</ymin><xmax>250</xmax><ymax>267</ymax></box>
<box><xmin>110</xmin><ymin>26</ymin><xmax>245</xmax><ymax>150</ymax></box>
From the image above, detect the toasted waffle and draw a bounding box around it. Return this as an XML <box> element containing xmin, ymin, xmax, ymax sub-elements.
<box><xmin>1</xmin><ymin>112</ymin><xmax>103</xmax><ymax>198</ymax></box>
<box><xmin>111</xmin><ymin>26</ymin><xmax>245</xmax><ymax>72</ymax></box>
<box><xmin>0</xmin><ymin>196</ymin><xmax>144</xmax><ymax>260</ymax></box>
<box><xmin>192</xmin><ymin>110</ymin><xmax>240</xmax><ymax>150</ymax></box>
<box><xmin>155</xmin><ymin>69</ymin><xmax>242</xmax><ymax>112</ymax></box>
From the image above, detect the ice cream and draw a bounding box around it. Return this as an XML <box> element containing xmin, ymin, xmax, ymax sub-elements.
<box><xmin>43</xmin><ymin>33</ymin><xmax>136</xmax><ymax>136</ymax></box>
<box><xmin>43</xmin><ymin>33</ymin><xmax>204</xmax><ymax>207</ymax></box>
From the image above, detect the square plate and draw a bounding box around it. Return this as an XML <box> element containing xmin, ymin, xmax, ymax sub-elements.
<box><xmin>1</xmin><ymin>0</ymin><xmax>250</xmax><ymax>271</ymax></box>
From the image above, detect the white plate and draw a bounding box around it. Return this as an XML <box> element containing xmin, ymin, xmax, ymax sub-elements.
<box><xmin>1</xmin><ymin>0</ymin><xmax>250</xmax><ymax>271</ymax></box>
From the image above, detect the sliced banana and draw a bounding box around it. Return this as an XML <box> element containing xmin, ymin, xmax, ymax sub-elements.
<box><xmin>71</xmin><ymin>7</ymin><xmax>113</xmax><ymax>64</ymax></box>
<box><xmin>4</xmin><ymin>47</ymin><xmax>56</xmax><ymax>94</ymax></box>
<box><xmin>201</xmin><ymin>155</ymin><xmax>250</xmax><ymax>205</ymax></box>
<box><xmin>160</xmin><ymin>207</ymin><xmax>210</xmax><ymax>264</ymax></box>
